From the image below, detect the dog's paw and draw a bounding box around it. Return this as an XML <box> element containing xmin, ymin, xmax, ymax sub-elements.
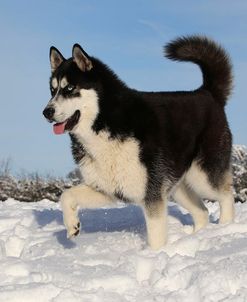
<box><xmin>67</xmin><ymin>222</ymin><xmax>81</xmax><ymax>239</ymax></box>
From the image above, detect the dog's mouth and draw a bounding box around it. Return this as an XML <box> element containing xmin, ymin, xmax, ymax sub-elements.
<box><xmin>53</xmin><ymin>110</ymin><xmax>81</xmax><ymax>135</ymax></box>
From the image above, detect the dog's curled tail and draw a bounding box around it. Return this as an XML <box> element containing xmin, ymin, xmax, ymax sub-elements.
<box><xmin>164</xmin><ymin>35</ymin><xmax>233</xmax><ymax>106</ymax></box>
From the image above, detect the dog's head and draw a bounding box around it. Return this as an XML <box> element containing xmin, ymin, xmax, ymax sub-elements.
<box><xmin>43</xmin><ymin>44</ymin><xmax>99</xmax><ymax>135</ymax></box>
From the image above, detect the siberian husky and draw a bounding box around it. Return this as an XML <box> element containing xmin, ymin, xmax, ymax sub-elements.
<box><xmin>43</xmin><ymin>36</ymin><xmax>234</xmax><ymax>250</ymax></box>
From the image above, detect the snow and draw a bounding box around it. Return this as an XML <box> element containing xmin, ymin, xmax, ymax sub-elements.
<box><xmin>0</xmin><ymin>199</ymin><xmax>247</xmax><ymax>301</ymax></box>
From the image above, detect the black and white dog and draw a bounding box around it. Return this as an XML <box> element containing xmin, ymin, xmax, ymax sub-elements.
<box><xmin>43</xmin><ymin>36</ymin><xmax>234</xmax><ymax>250</ymax></box>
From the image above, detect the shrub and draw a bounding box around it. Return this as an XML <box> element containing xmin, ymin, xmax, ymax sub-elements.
<box><xmin>0</xmin><ymin>146</ymin><xmax>246</xmax><ymax>202</ymax></box>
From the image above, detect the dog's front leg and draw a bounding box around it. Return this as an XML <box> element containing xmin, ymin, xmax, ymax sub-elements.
<box><xmin>60</xmin><ymin>184</ymin><xmax>113</xmax><ymax>238</ymax></box>
<box><xmin>143</xmin><ymin>199</ymin><xmax>167</xmax><ymax>250</ymax></box>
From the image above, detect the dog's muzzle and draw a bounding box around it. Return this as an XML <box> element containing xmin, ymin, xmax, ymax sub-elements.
<box><xmin>43</xmin><ymin>107</ymin><xmax>55</xmax><ymax>121</ymax></box>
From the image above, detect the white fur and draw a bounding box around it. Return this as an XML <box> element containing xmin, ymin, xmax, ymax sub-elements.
<box><xmin>51</xmin><ymin>77</ymin><xmax>58</xmax><ymax>89</ymax></box>
<box><xmin>60</xmin><ymin>184</ymin><xmax>113</xmax><ymax>238</ymax></box>
<box><xmin>143</xmin><ymin>201</ymin><xmax>167</xmax><ymax>250</ymax></box>
<box><xmin>77</xmin><ymin>133</ymin><xmax>148</xmax><ymax>202</ymax></box>
<box><xmin>185</xmin><ymin>161</ymin><xmax>217</xmax><ymax>199</ymax></box>
<box><xmin>184</xmin><ymin>161</ymin><xmax>234</xmax><ymax>224</ymax></box>
<box><xmin>48</xmin><ymin>88</ymin><xmax>99</xmax><ymax>125</ymax></box>
<box><xmin>173</xmin><ymin>181</ymin><xmax>209</xmax><ymax>231</ymax></box>
<box><xmin>71</xmin><ymin>89</ymin><xmax>100</xmax><ymax>132</ymax></box>
<box><xmin>218</xmin><ymin>190</ymin><xmax>235</xmax><ymax>224</ymax></box>
<box><xmin>60</xmin><ymin>77</ymin><xmax>68</xmax><ymax>88</ymax></box>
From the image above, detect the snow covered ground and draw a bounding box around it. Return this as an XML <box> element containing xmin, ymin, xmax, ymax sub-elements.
<box><xmin>0</xmin><ymin>199</ymin><xmax>247</xmax><ymax>302</ymax></box>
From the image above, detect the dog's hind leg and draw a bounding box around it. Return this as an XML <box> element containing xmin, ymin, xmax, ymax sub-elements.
<box><xmin>185</xmin><ymin>162</ymin><xmax>234</xmax><ymax>225</ymax></box>
<box><xmin>173</xmin><ymin>181</ymin><xmax>209</xmax><ymax>232</ymax></box>
<box><xmin>60</xmin><ymin>184</ymin><xmax>113</xmax><ymax>238</ymax></box>
<box><xmin>218</xmin><ymin>191</ymin><xmax>235</xmax><ymax>224</ymax></box>
<box><xmin>216</xmin><ymin>172</ymin><xmax>235</xmax><ymax>224</ymax></box>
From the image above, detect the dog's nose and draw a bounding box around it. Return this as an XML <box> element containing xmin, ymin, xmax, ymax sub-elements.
<box><xmin>43</xmin><ymin>107</ymin><xmax>55</xmax><ymax>120</ymax></box>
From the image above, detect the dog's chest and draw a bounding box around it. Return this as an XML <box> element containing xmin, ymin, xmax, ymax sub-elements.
<box><xmin>77</xmin><ymin>132</ymin><xmax>147</xmax><ymax>202</ymax></box>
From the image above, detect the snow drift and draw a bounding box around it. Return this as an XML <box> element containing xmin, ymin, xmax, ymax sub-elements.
<box><xmin>0</xmin><ymin>199</ymin><xmax>247</xmax><ymax>301</ymax></box>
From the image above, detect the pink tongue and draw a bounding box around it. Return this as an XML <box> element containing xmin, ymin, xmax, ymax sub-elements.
<box><xmin>53</xmin><ymin>122</ymin><xmax>66</xmax><ymax>135</ymax></box>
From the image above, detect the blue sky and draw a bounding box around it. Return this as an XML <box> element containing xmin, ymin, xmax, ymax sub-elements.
<box><xmin>0</xmin><ymin>0</ymin><xmax>246</xmax><ymax>176</ymax></box>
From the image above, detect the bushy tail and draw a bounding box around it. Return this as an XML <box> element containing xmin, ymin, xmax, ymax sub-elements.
<box><xmin>164</xmin><ymin>35</ymin><xmax>233</xmax><ymax>106</ymax></box>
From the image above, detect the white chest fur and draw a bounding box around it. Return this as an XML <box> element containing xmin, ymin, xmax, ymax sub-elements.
<box><xmin>75</xmin><ymin>131</ymin><xmax>148</xmax><ymax>203</ymax></box>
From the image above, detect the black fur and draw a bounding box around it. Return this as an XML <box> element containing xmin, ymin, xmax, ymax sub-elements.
<box><xmin>114</xmin><ymin>190</ymin><xmax>133</xmax><ymax>203</ymax></box>
<box><xmin>165</xmin><ymin>35</ymin><xmax>233</xmax><ymax>106</ymax></box>
<box><xmin>69</xmin><ymin>133</ymin><xmax>86</xmax><ymax>164</ymax></box>
<box><xmin>51</xmin><ymin>35</ymin><xmax>233</xmax><ymax>202</ymax></box>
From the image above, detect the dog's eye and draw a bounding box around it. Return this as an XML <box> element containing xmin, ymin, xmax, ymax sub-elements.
<box><xmin>51</xmin><ymin>87</ymin><xmax>55</xmax><ymax>94</ymax></box>
<box><xmin>66</xmin><ymin>84</ymin><xmax>75</xmax><ymax>92</ymax></box>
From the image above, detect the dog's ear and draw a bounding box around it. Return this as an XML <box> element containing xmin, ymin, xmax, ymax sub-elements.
<box><xmin>50</xmin><ymin>47</ymin><xmax>65</xmax><ymax>72</ymax></box>
<box><xmin>72</xmin><ymin>44</ymin><xmax>93</xmax><ymax>72</ymax></box>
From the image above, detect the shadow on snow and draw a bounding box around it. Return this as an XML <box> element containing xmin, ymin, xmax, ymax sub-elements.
<box><xmin>33</xmin><ymin>203</ymin><xmax>197</xmax><ymax>248</ymax></box>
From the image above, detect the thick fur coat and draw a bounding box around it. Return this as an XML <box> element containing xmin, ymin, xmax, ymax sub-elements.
<box><xmin>43</xmin><ymin>36</ymin><xmax>234</xmax><ymax>250</ymax></box>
